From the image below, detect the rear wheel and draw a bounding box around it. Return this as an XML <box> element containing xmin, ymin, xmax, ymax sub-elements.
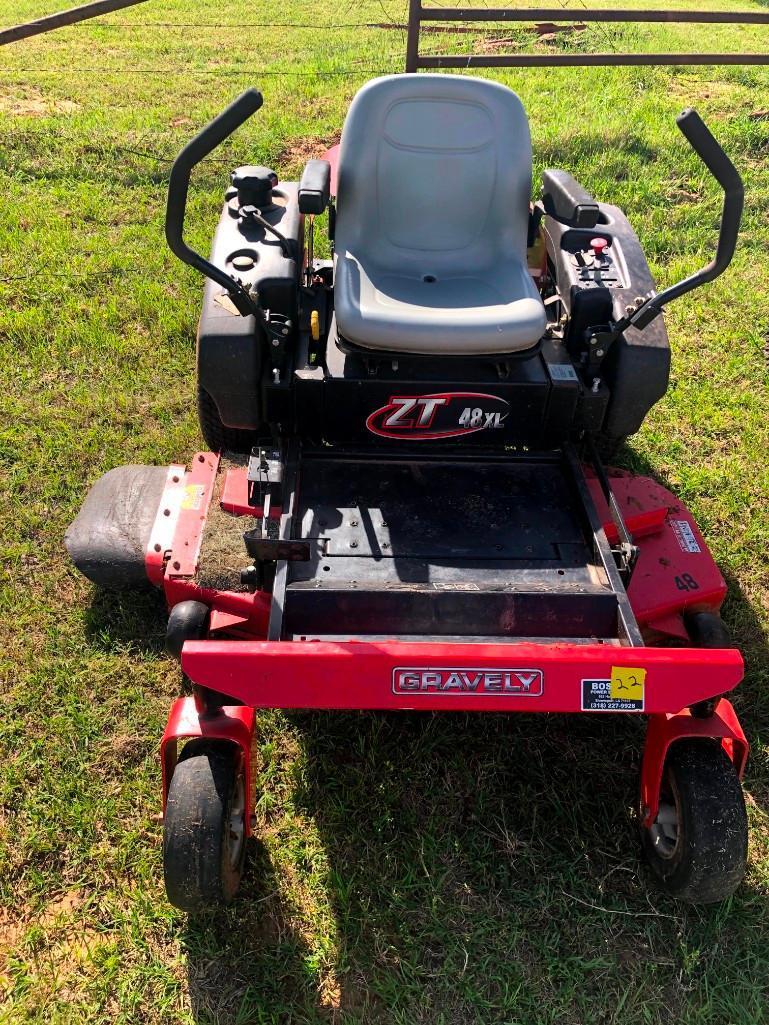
<box><xmin>163</xmin><ymin>740</ymin><xmax>247</xmax><ymax>912</ymax></box>
<box><xmin>197</xmin><ymin>386</ymin><xmax>259</xmax><ymax>454</ymax></box>
<box><xmin>594</xmin><ymin>434</ymin><xmax>629</xmax><ymax>463</ymax></box>
<box><xmin>642</xmin><ymin>739</ymin><xmax>747</xmax><ymax>903</ymax></box>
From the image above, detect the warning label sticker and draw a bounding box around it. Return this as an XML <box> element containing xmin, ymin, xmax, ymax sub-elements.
<box><xmin>548</xmin><ymin>363</ymin><xmax>579</xmax><ymax>382</ymax></box>
<box><xmin>582</xmin><ymin>667</ymin><xmax>646</xmax><ymax>712</ymax></box>
<box><xmin>671</xmin><ymin>518</ymin><xmax>701</xmax><ymax>553</ymax></box>
<box><xmin>181</xmin><ymin>484</ymin><xmax>205</xmax><ymax>511</ymax></box>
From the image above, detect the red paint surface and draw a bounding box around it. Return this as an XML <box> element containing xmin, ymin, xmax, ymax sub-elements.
<box><xmin>181</xmin><ymin>639</ymin><xmax>742</xmax><ymax>714</ymax></box>
<box><xmin>323</xmin><ymin>143</ymin><xmax>340</xmax><ymax>196</ymax></box>
<box><xmin>220</xmin><ymin>465</ymin><xmax>282</xmax><ymax>519</ymax></box>
<box><xmin>160</xmin><ymin>697</ymin><xmax>257</xmax><ymax>834</ymax></box>
<box><xmin>640</xmin><ymin>700</ymin><xmax>748</xmax><ymax>824</ymax></box>
<box><xmin>589</xmin><ymin>470</ymin><xmax>727</xmax><ymax>637</ymax></box>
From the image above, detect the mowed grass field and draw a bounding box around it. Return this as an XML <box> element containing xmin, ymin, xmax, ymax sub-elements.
<box><xmin>1</xmin><ymin>1</ymin><xmax>769</xmax><ymax>1022</ymax></box>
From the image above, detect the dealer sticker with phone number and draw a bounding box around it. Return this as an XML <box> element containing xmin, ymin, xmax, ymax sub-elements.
<box><xmin>582</xmin><ymin>667</ymin><xmax>646</xmax><ymax>712</ymax></box>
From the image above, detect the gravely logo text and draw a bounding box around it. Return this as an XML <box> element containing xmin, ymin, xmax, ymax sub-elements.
<box><xmin>393</xmin><ymin>667</ymin><xmax>544</xmax><ymax>697</ymax></box>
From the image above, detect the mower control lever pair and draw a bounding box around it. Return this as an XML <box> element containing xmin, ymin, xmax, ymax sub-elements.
<box><xmin>166</xmin><ymin>93</ymin><xmax>743</xmax><ymax>350</ymax></box>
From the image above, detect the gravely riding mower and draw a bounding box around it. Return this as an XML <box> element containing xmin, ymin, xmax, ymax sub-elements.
<box><xmin>66</xmin><ymin>76</ymin><xmax>750</xmax><ymax>911</ymax></box>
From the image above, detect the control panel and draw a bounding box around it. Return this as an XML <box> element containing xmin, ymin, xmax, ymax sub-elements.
<box><xmin>570</xmin><ymin>236</ymin><xmax>627</xmax><ymax>290</ymax></box>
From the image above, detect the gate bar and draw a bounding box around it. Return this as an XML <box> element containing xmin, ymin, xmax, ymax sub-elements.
<box><xmin>406</xmin><ymin>0</ymin><xmax>769</xmax><ymax>71</ymax></box>
<box><xmin>0</xmin><ymin>0</ymin><xmax>149</xmax><ymax>48</ymax></box>
<box><xmin>419</xmin><ymin>7</ymin><xmax>769</xmax><ymax>25</ymax></box>
<box><xmin>417</xmin><ymin>53</ymin><xmax>769</xmax><ymax>69</ymax></box>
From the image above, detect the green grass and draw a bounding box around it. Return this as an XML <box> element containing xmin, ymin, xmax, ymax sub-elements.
<box><xmin>1</xmin><ymin>1</ymin><xmax>769</xmax><ymax>1022</ymax></box>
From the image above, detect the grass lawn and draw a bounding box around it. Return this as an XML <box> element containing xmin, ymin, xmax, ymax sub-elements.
<box><xmin>1</xmin><ymin>1</ymin><xmax>769</xmax><ymax>1022</ymax></box>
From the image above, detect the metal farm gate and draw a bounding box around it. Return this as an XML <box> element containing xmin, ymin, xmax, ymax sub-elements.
<box><xmin>405</xmin><ymin>1</ymin><xmax>769</xmax><ymax>71</ymax></box>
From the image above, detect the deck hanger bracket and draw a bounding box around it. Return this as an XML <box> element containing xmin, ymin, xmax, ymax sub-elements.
<box><xmin>584</xmin><ymin>435</ymin><xmax>639</xmax><ymax>585</ymax></box>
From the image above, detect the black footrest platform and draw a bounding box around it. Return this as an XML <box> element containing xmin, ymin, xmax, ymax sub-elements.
<box><xmin>268</xmin><ymin>447</ymin><xmax>640</xmax><ymax>644</ymax></box>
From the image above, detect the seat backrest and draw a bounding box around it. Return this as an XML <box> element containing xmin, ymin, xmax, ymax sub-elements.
<box><xmin>335</xmin><ymin>74</ymin><xmax>533</xmax><ymax>275</ymax></box>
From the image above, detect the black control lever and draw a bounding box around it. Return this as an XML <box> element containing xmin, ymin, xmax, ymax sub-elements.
<box><xmin>165</xmin><ymin>89</ymin><xmax>264</xmax><ymax>317</ymax></box>
<box><xmin>619</xmin><ymin>108</ymin><xmax>743</xmax><ymax>333</ymax></box>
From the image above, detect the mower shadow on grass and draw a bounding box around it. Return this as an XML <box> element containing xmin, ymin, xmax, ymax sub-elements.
<box><xmin>172</xmin><ymin>447</ymin><xmax>769</xmax><ymax>1025</ymax></box>
<box><xmin>181</xmin><ymin>693</ymin><xmax>769</xmax><ymax>1024</ymax></box>
<box><xmin>176</xmin><ymin>709</ymin><xmax>639</xmax><ymax>1023</ymax></box>
<box><xmin>717</xmin><ymin>567</ymin><xmax>769</xmax><ymax>792</ymax></box>
<box><xmin>83</xmin><ymin>584</ymin><xmax>168</xmax><ymax>656</ymax></box>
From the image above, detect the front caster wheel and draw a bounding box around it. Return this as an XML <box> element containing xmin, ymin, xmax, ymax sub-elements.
<box><xmin>642</xmin><ymin>739</ymin><xmax>747</xmax><ymax>904</ymax></box>
<box><xmin>163</xmin><ymin>740</ymin><xmax>247</xmax><ymax>912</ymax></box>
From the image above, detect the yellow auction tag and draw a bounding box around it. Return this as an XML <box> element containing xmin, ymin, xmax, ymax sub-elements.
<box><xmin>610</xmin><ymin>666</ymin><xmax>646</xmax><ymax>702</ymax></box>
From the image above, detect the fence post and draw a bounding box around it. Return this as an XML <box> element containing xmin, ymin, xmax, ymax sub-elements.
<box><xmin>405</xmin><ymin>0</ymin><xmax>421</xmax><ymax>72</ymax></box>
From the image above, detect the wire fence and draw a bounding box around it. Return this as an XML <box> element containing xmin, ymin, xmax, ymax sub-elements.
<box><xmin>1</xmin><ymin>66</ymin><xmax>404</xmax><ymax>74</ymax></box>
<box><xmin>1</xmin><ymin>1</ymin><xmax>767</xmax><ymax>287</ymax></box>
<box><xmin>4</xmin><ymin>1</ymin><xmax>765</xmax><ymax>78</ymax></box>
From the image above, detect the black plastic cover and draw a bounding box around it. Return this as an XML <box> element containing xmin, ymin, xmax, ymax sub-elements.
<box><xmin>298</xmin><ymin>160</ymin><xmax>331</xmax><ymax>215</ymax></box>
<box><xmin>544</xmin><ymin>202</ymin><xmax>670</xmax><ymax>439</ymax></box>
<box><xmin>542</xmin><ymin>170</ymin><xmax>600</xmax><ymax>229</ymax></box>
<box><xmin>197</xmin><ymin>182</ymin><xmax>302</xmax><ymax>429</ymax></box>
<box><xmin>231</xmin><ymin>165</ymin><xmax>278</xmax><ymax>208</ymax></box>
<box><xmin>65</xmin><ymin>465</ymin><xmax>168</xmax><ymax>589</ymax></box>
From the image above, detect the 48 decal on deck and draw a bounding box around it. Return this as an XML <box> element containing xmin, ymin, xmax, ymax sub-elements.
<box><xmin>366</xmin><ymin>392</ymin><xmax>510</xmax><ymax>440</ymax></box>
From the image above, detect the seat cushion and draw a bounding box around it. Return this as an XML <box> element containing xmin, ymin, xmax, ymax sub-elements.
<box><xmin>336</xmin><ymin>251</ymin><xmax>546</xmax><ymax>354</ymax></box>
<box><xmin>334</xmin><ymin>74</ymin><xmax>546</xmax><ymax>355</ymax></box>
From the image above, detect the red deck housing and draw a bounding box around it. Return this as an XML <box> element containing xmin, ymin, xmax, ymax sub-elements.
<box><xmin>154</xmin><ymin>453</ymin><xmax>748</xmax><ymax>827</ymax></box>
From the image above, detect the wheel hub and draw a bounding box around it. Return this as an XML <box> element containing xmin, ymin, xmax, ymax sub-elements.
<box><xmin>649</xmin><ymin>798</ymin><xmax>680</xmax><ymax>859</ymax></box>
<box><xmin>228</xmin><ymin>775</ymin><xmax>246</xmax><ymax>869</ymax></box>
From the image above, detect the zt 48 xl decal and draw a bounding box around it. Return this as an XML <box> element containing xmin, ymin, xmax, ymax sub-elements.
<box><xmin>366</xmin><ymin>392</ymin><xmax>510</xmax><ymax>440</ymax></box>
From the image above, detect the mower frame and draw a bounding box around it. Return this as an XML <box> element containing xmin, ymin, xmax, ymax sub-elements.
<box><xmin>153</xmin><ymin>447</ymin><xmax>748</xmax><ymax>837</ymax></box>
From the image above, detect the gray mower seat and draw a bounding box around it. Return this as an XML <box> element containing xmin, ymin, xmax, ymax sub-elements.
<box><xmin>334</xmin><ymin>74</ymin><xmax>547</xmax><ymax>355</ymax></box>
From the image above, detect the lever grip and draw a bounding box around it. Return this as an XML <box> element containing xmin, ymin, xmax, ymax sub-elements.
<box><xmin>173</xmin><ymin>89</ymin><xmax>263</xmax><ymax>173</ymax></box>
<box><xmin>676</xmin><ymin>108</ymin><xmax>743</xmax><ymax>202</ymax></box>
<box><xmin>672</xmin><ymin>107</ymin><xmax>743</xmax><ymax>287</ymax></box>
<box><xmin>629</xmin><ymin>107</ymin><xmax>744</xmax><ymax>330</ymax></box>
<box><xmin>165</xmin><ymin>89</ymin><xmax>264</xmax><ymax>314</ymax></box>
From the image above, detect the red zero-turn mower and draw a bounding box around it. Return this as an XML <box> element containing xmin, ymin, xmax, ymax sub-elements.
<box><xmin>66</xmin><ymin>76</ymin><xmax>749</xmax><ymax>911</ymax></box>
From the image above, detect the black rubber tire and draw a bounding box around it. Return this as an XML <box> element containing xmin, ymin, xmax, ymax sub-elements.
<box><xmin>685</xmin><ymin>610</ymin><xmax>732</xmax><ymax>649</ymax></box>
<box><xmin>642</xmin><ymin>738</ymin><xmax>748</xmax><ymax>904</ymax></box>
<box><xmin>197</xmin><ymin>385</ymin><xmax>260</xmax><ymax>454</ymax></box>
<box><xmin>165</xmin><ymin>600</ymin><xmax>210</xmax><ymax>661</ymax></box>
<box><xmin>685</xmin><ymin>612</ymin><xmax>731</xmax><ymax>717</ymax></box>
<box><xmin>594</xmin><ymin>434</ymin><xmax>629</xmax><ymax>463</ymax></box>
<box><xmin>163</xmin><ymin>740</ymin><xmax>247</xmax><ymax>913</ymax></box>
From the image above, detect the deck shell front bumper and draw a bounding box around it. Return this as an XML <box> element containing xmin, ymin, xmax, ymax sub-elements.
<box><xmin>180</xmin><ymin>638</ymin><xmax>743</xmax><ymax>713</ymax></box>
